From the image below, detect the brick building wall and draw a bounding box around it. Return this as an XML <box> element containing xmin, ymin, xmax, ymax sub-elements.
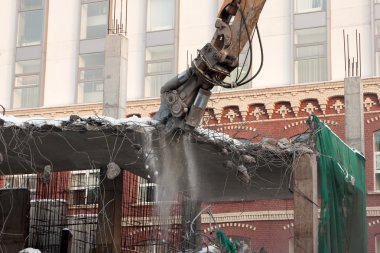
<box><xmin>3</xmin><ymin>78</ymin><xmax>380</xmax><ymax>252</ymax></box>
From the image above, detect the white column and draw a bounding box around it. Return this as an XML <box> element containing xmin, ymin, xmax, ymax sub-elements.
<box><xmin>0</xmin><ymin>0</ymin><xmax>17</xmax><ymax>109</ymax></box>
<box><xmin>44</xmin><ymin>0</ymin><xmax>80</xmax><ymax>106</ymax></box>
<box><xmin>126</xmin><ymin>0</ymin><xmax>146</xmax><ymax>99</ymax></box>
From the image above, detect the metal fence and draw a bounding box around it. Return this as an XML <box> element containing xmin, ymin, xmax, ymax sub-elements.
<box><xmin>0</xmin><ymin>171</ymin><xmax>184</xmax><ymax>253</ymax></box>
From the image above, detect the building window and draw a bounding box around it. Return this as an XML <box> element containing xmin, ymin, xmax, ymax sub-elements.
<box><xmin>77</xmin><ymin>52</ymin><xmax>105</xmax><ymax>103</ymax></box>
<box><xmin>375</xmin><ymin>18</ymin><xmax>380</xmax><ymax>75</ymax></box>
<box><xmin>17</xmin><ymin>0</ymin><xmax>44</xmax><ymax>47</ymax></box>
<box><xmin>138</xmin><ymin>178</ymin><xmax>156</xmax><ymax>204</ymax></box>
<box><xmin>147</xmin><ymin>0</ymin><xmax>175</xmax><ymax>32</ymax></box>
<box><xmin>69</xmin><ymin>170</ymin><xmax>99</xmax><ymax>206</ymax></box>
<box><xmin>294</xmin><ymin>27</ymin><xmax>327</xmax><ymax>83</ymax></box>
<box><xmin>374</xmin><ymin>132</ymin><xmax>380</xmax><ymax>191</ymax></box>
<box><xmin>80</xmin><ymin>1</ymin><xmax>108</xmax><ymax>40</ymax></box>
<box><xmin>289</xmin><ymin>237</ymin><xmax>294</xmax><ymax>253</ymax></box>
<box><xmin>13</xmin><ymin>59</ymin><xmax>41</xmax><ymax>108</ymax></box>
<box><xmin>294</xmin><ymin>0</ymin><xmax>325</xmax><ymax>14</ymax></box>
<box><xmin>145</xmin><ymin>45</ymin><xmax>175</xmax><ymax>97</ymax></box>
<box><xmin>3</xmin><ymin>174</ymin><xmax>37</xmax><ymax>200</ymax></box>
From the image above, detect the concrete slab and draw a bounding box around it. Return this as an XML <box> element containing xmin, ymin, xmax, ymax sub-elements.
<box><xmin>0</xmin><ymin>118</ymin><xmax>309</xmax><ymax>201</ymax></box>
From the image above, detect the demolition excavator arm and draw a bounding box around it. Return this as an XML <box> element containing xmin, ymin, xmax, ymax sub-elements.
<box><xmin>154</xmin><ymin>0</ymin><xmax>266</xmax><ymax>130</ymax></box>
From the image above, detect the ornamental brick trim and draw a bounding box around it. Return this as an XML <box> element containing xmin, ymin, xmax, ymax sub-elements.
<box><xmin>7</xmin><ymin>77</ymin><xmax>380</xmax><ymax>124</ymax></box>
<box><xmin>367</xmin><ymin>115</ymin><xmax>380</xmax><ymax>124</ymax></box>
<box><xmin>200</xmin><ymin>211</ymin><xmax>294</xmax><ymax>223</ymax></box>
<box><xmin>204</xmin><ymin>223</ymin><xmax>257</xmax><ymax>233</ymax></box>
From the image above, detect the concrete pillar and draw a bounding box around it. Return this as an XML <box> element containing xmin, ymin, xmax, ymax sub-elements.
<box><xmin>293</xmin><ymin>153</ymin><xmax>318</xmax><ymax>253</ymax></box>
<box><xmin>96</xmin><ymin>168</ymin><xmax>123</xmax><ymax>253</ymax></box>
<box><xmin>344</xmin><ymin>77</ymin><xmax>364</xmax><ymax>153</ymax></box>
<box><xmin>181</xmin><ymin>193</ymin><xmax>202</xmax><ymax>251</ymax></box>
<box><xmin>103</xmin><ymin>34</ymin><xmax>128</xmax><ymax>119</ymax></box>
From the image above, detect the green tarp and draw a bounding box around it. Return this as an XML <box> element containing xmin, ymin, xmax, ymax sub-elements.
<box><xmin>312</xmin><ymin>115</ymin><xmax>367</xmax><ymax>253</ymax></box>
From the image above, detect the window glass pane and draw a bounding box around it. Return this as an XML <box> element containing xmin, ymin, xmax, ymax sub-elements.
<box><xmin>294</xmin><ymin>0</ymin><xmax>325</xmax><ymax>14</ymax></box>
<box><xmin>79</xmin><ymin>68</ymin><xmax>104</xmax><ymax>81</ymax></box>
<box><xmin>376</xmin><ymin>52</ymin><xmax>380</xmax><ymax>76</ymax></box>
<box><xmin>375</xmin><ymin>132</ymin><xmax>380</xmax><ymax>152</ymax></box>
<box><xmin>79</xmin><ymin>53</ymin><xmax>105</xmax><ymax>68</ymax></box>
<box><xmin>147</xmin><ymin>0</ymin><xmax>175</xmax><ymax>32</ymax></box>
<box><xmin>88</xmin><ymin>173</ymin><xmax>99</xmax><ymax>187</ymax></box>
<box><xmin>81</xmin><ymin>1</ymin><xmax>108</xmax><ymax>40</ymax></box>
<box><xmin>87</xmin><ymin>188</ymin><xmax>98</xmax><ymax>204</ymax></box>
<box><xmin>296</xmin><ymin>44</ymin><xmax>325</xmax><ymax>58</ymax></box>
<box><xmin>78</xmin><ymin>81</ymin><xmax>104</xmax><ymax>103</ymax></box>
<box><xmin>70</xmin><ymin>189</ymin><xmax>86</xmax><ymax>205</ymax></box>
<box><xmin>376</xmin><ymin>20</ymin><xmax>380</xmax><ymax>35</ymax></box>
<box><xmin>15</xmin><ymin>75</ymin><xmax>39</xmax><ymax>87</ymax></box>
<box><xmin>146</xmin><ymin>45</ymin><xmax>174</xmax><ymax>61</ymax></box>
<box><xmin>71</xmin><ymin>173</ymin><xmax>86</xmax><ymax>188</ymax></box>
<box><xmin>20</xmin><ymin>0</ymin><xmax>44</xmax><ymax>11</ymax></box>
<box><xmin>376</xmin><ymin>174</ymin><xmax>380</xmax><ymax>191</ymax></box>
<box><xmin>295</xmin><ymin>27</ymin><xmax>326</xmax><ymax>44</ymax></box>
<box><xmin>295</xmin><ymin>57</ymin><xmax>327</xmax><ymax>83</ymax></box>
<box><xmin>145</xmin><ymin>74</ymin><xmax>173</xmax><ymax>98</ymax></box>
<box><xmin>376</xmin><ymin>154</ymin><xmax>380</xmax><ymax>171</ymax></box>
<box><xmin>15</xmin><ymin>60</ymin><xmax>41</xmax><ymax>75</ymax></box>
<box><xmin>147</xmin><ymin>61</ymin><xmax>172</xmax><ymax>74</ymax></box>
<box><xmin>13</xmin><ymin>86</ymin><xmax>39</xmax><ymax>108</ymax></box>
<box><xmin>17</xmin><ymin>9</ymin><xmax>43</xmax><ymax>47</ymax></box>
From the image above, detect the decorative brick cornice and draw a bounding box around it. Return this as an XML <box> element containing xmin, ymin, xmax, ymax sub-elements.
<box><xmin>6</xmin><ymin>77</ymin><xmax>380</xmax><ymax>125</ymax></box>
<box><xmin>200</xmin><ymin>210</ymin><xmax>294</xmax><ymax>223</ymax></box>
<box><xmin>367</xmin><ymin>206</ymin><xmax>380</xmax><ymax>217</ymax></box>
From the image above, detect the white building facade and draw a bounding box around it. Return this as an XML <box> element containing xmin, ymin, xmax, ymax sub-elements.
<box><xmin>0</xmin><ymin>0</ymin><xmax>378</xmax><ymax>110</ymax></box>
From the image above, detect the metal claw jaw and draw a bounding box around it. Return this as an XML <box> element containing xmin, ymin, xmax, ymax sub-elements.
<box><xmin>154</xmin><ymin>70</ymin><xmax>212</xmax><ymax>132</ymax></box>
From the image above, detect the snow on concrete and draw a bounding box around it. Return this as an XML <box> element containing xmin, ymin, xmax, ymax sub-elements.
<box><xmin>0</xmin><ymin>115</ymin><xmax>157</xmax><ymax>128</ymax></box>
<box><xmin>19</xmin><ymin>248</ymin><xmax>41</xmax><ymax>253</ymax></box>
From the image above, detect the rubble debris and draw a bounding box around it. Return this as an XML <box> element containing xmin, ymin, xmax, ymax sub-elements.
<box><xmin>42</xmin><ymin>165</ymin><xmax>52</xmax><ymax>184</ymax></box>
<box><xmin>106</xmin><ymin>162</ymin><xmax>121</xmax><ymax>179</ymax></box>
<box><xmin>237</xmin><ymin>165</ymin><xmax>250</xmax><ymax>184</ymax></box>
<box><xmin>241</xmin><ymin>154</ymin><xmax>256</xmax><ymax>164</ymax></box>
<box><xmin>225</xmin><ymin>160</ymin><xmax>236</xmax><ymax>170</ymax></box>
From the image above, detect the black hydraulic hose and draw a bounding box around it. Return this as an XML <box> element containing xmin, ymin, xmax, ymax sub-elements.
<box><xmin>237</xmin><ymin>25</ymin><xmax>264</xmax><ymax>86</ymax></box>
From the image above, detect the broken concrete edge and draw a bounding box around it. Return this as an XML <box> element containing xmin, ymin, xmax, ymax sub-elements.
<box><xmin>0</xmin><ymin>114</ymin><xmax>315</xmax><ymax>189</ymax></box>
<box><xmin>0</xmin><ymin>114</ymin><xmax>314</xmax><ymax>152</ymax></box>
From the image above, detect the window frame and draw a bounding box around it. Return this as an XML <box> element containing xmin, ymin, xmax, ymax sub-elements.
<box><xmin>69</xmin><ymin>170</ymin><xmax>100</xmax><ymax>207</ymax></box>
<box><xmin>293</xmin><ymin>27</ymin><xmax>328</xmax><ymax>84</ymax></box>
<box><xmin>146</xmin><ymin>0</ymin><xmax>176</xmax><ymax>32</ymax></box>
<box><xmin>294</xmin><ymin>0</ymin><xmax>326</xmax><ymax>14</ymax></box>
<box><xmin>3</xmin><ymin>174</ymin><xmax>37</xmax><ymax>200</ymax></box>
<box><xmin>144</xmin><ymin>45</ymin><xmax>176</xmax><ymax>98</ymax></box>
<box><xmin>374</xmin><ymin>132</ymin><xmax>380</xmax><ymax>192</ymax></box>
<box><xmin>17</xmin><ymin>0</ymin><xmax>45</xmax><ymax>47</ymax></box>
<box><xmin>13</xmin><ymin>59</ymin><xmax>41</xmax><ymax>109</ymax></box>
<box><xmin>77</xmin><ymin>52</ymin><xmax>105</xmax><ymax>103</ymax></box>
<box><xmin>137</xmin><ymin>177</ymin><xmax>157</xmax><ymax>204</ymax></box>
<box><xmin>375</xmin><ymin>6</ymin><xmax>380</xmax><ymax>75</ymax></box>
<box><xmin>80</xmin><ymin>0</ymin><xmax>109</xmax><ymax>41</ymax></box>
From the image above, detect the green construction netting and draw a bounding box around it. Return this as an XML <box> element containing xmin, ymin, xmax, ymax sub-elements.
<box><xmin>312</xmin><ymin>115</ymin><xmax>367</xmax><ymax>253</ymax></box>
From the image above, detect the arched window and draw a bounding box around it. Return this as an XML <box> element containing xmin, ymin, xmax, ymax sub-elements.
<box><xmin>376</xmin><ymin>234</ymin><xmax>380</xmax><ymax>253</ymax></box>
